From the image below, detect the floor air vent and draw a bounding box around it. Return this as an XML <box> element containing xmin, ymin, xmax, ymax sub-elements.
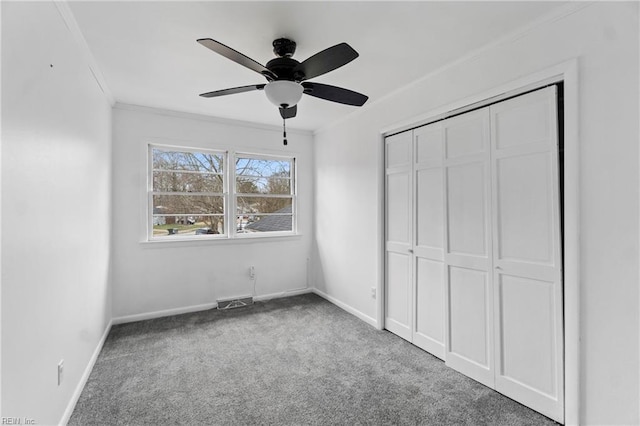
<box><xmin>217</xmin><ymin>296</ymin><xmax>254</xmax><ymax>310</ymax></box>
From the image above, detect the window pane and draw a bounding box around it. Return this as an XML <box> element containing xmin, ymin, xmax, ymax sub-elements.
<box><xmin>153</xmin><ymin>171</ymin><xmax>223</xmax><ymax>193</ymax></box>
<box><xmin>236</xmin><ymin>197</ymin><xmax>292</xmax><ymax>215</ymax></box>
<box><xmin>153</xmin><ymin>215</ymin><xmax>225</xmax><ymax>237</ymax></box>
<box><xmin>153</xmin><ymin>149</ymin><xmax>224</xmax><ymax>174</ymax></box>
<box><xmin>236</xmin><ymin>157</ymin><xmax>290</xmax><ymax>179</ymax></box>
<box><xmin>153</xmin><ymin>195</ymin><xmax>224</xmax><ymax>215</ymax></box>
<box><xmin>237</xmin><ymin>215</ymin><xmax>292</xmax><ymax>233</ymax></box>
<box><xmin>236</xmin><ymin>177</ymin><xmax>290</xmax><ymax>195</ymax></box>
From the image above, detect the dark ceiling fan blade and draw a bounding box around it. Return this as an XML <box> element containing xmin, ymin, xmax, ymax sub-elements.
<box><xmin>302</xmin><ymin>82</ymin><xmax>368</xmax><ymax>106</ymax></box>
<box><xmin>197</xmin><ymin>38</ymin><xmax>277</xmax><ymax>80</ymax></box>
<box><xmin>279</xmin><ymin>105</ymin><xmax>297</xmax><ymax>119</ymax></box>
<box><xmin>293</xmin><ymin>43</ymin><xmax>359</xmax><ymax>81</ymax></box>
<box><xmin>199</xmin><ymin>84</ymin><xmax>265</xmax><ymax>98</ymax></box>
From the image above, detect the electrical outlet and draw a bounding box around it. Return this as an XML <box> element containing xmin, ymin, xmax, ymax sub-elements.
<box><xmin>371</xmin><ymin>287</ymin><xmax>376</xmax><ymax>299</ymax></box>
<box><xmin>249</xmin><ymin>266</ymin><xmax>255</xmax><ymax>279</ymax></box>
<box><xmin>58</xmin><ymin>360</ymin><xmax>64</xmax><ymax>386</ymax></box>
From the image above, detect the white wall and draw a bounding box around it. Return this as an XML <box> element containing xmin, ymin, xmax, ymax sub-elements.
<box><xmin>313</xmin><ymin>3</ymin><xmax>639</xmax><ymax>425</ymax></box>
<box><xmin>111</xmin><ymin>106</ymin><xmax>313</xmax><ymax>320</ymax></box>
<box><xmin>1</xmin><ymin>2</ymin><xmax>113</xmax><ymax>424</ymax></box>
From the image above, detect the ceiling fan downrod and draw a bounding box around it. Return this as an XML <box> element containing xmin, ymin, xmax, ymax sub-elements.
<box><xmin>272</xmin><ymin>38</ymin><xmax>296</xmax><ymax>58</ymax></box>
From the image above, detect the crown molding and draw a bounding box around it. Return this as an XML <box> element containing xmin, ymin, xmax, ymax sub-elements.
<box><xmin>113</xmin><ymin>102</ymin><xmax>314</xmax><ymax>136</ymax></box>
<box><xmin>53</xmin><ymin>0</ymin><xmax>115</xmax><ymax>106</ymax></box>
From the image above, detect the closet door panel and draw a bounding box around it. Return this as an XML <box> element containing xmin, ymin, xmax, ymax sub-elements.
<box><xmin>498</xmin><ymin>274</ymin><xmax>556</xmax><ymax>395</ymax></box>
<box><xmin>443</xmin><ymin>109</ymin><xmax>494</xmax><ymax>388</ymax></box>
<box><xmin>385</xmin><ymin>251</ymin><xmax>412</xmax><ymax>340</ymax></box>
<box><xmin>415</xmin><ymin>126</ymin><xmax>443</xmax><ymax>164</ymax></box>
<box><xmin>416</xmin><ymin>168</ymin><xmax>444</xmax><ymax>250</ymax></box>
<box><xmin>496</xmin><ymin>152</ymin><xmax>554</xmax><ymax>265</ymax></box>
<box><xmin>446</xmin><ymin>265</ymin><xmax>494</xmax><ymax>386</ymax></box>
<box><xmin>446</xmin><ymin>162</ymin><xmax>487</xmax><ymax>256</ymax></box>
<box><xmin>491</xmin><ymin>86</ymin><xmax>563</xmax><ymax>422</ymax></box>
<box><xmin>386</xmin><ymin>133</ymin><xmax>412</xmax><ymax>168</ymax></box>
<box><xmin>445</xmin><ymin>118</ymin><xmax>486</xmax><ymax>159</ymax></box>
<box><xmin>385</xmin><ymin>131</ymin><xmax>413</xmax><ymax>342</ymax></box>
<box><xmin>387</xmin><ymin>173</ymin><xmax>411</xmax><ymax>244</ymax></box>
<box><xmin>493</xmin><ymin>98</ymin><xmax>552</xmax><ymax>149</ymax></box>
<box><xmin>413</xmin><ymin>124</ymin><xmax>446</xmax><ymax>358</ymax></box>
<box><xmin>415</xmin><ymin>258</ymin><xmax>445</xmax><ymax>358</ymax></box>
<box><xmin>448</xmin><ymin>266</ymin><xmax>490</xmax><ymax>365</ymax></box>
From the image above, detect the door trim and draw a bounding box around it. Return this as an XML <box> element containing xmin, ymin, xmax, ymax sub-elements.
<box><xmin>378</xmin><ymin>59</ymin><xmax>579</xmax><ymax>425</ymax></box>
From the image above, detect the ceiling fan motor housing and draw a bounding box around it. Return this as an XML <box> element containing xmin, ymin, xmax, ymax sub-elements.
<box><xmin>268</xmin><ymin>39</ymin><xmax>306</xmax><ymax>81</ymax></box>
<box><xmin>265</xmin><ymin>57</ymin><xmax>303</xmax><ymax>81</ymax></box>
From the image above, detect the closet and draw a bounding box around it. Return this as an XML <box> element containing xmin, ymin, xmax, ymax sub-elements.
<box><xmin>384</xmin><ymin>86</ymin><xmax>564</xmax><ymax>422</ymax></box>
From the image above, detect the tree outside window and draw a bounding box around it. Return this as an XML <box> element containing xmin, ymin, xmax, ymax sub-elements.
<box><xmin>149</xmin><ymin>146</ymin><xmax>295</xmax><ymax>239</ymax></box>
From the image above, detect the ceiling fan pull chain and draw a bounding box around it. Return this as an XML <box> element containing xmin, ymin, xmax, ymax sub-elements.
<box><xmin>283</xmin><ymin>118</ymin><xmax>288</xmax><ymax>146</ymax></box>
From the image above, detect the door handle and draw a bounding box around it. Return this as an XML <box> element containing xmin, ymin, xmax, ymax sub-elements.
<box><xmin>408</xmin><ymin>249</ymin><xmax>414</xmax><ymax>253</ymax></box>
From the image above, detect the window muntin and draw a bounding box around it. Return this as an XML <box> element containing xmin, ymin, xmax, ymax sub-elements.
<box><xmin>150</xmin><ymin>147</ymin><xmax>226</xmax><ymax>238</ymax></box>
<box><xmin>235</xmin><ymin>155</ymin><xmax>294</xmax><ymax>234</ymax></box>
<box><xmin>149</xmin><ymin>146</ymin><xmax>296</xmax><ymax>240</ymax></box>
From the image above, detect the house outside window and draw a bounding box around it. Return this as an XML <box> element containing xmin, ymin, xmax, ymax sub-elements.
<box><xmin>149</xmin><ymin>145</ymin><xmax>296</xmax><ymax>240</ymax></box>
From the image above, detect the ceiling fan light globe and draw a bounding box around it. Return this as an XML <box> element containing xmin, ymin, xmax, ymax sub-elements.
<box><xmin>265</xmin><ymin>81</ymin><xmax>303</xmax><ymax>108</ymax></box>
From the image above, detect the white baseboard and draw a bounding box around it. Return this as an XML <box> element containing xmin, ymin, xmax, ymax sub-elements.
<box><xmin>112</xmin><ymin>302</ymin><xmax>218</xmax><ymax>325</ymax></box>
<box><xmin>254</xmin><ymin>287</ymin><xmax>312</xmax><ymax>302</ymax></box>
<box><xmin>312</xmin><ymin>289</ymin><xmax>379</xmax><ymax>328</ymax></box>
<box><xmin>59</xmin><ymin>319</ymin><xmax>112</xmax><ymax>426</ymax></box>
<box><xmin>112</xmin><ymin>288</ymin><xmax>314</xmax><ymax>325</ymax></box>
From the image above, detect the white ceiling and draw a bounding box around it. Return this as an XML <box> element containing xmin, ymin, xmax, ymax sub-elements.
<box><xmin>68</xmin><ymin>1</ymin><xmax>569</xmax><ymax>132</ymax></box>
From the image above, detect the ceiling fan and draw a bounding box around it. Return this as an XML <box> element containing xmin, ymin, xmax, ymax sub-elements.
<box><xmin>197</xmin><ymin>37</ymin><xmax>369</xmax><ymax>121</ymax></box>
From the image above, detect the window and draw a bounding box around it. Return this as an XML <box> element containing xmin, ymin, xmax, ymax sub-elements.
<box><xmin>235</xmin><ymin>155</ymin><xmax>294</xmax><ymax>234</ymax></box>
<box><xmin>149</xmin><ymin>145</ymin><xmax>296</xmax><ymax>240</ymax></box>
<box><xmin>150</xmin><ymin>146</ymin><xmax>226</xmax><ymax>238</ymax></box>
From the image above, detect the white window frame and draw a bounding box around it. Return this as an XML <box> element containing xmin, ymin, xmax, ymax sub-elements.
<box><xmin>147</xmin><ymin>144</ymin><xmax>297</xmax><ymax>242</ymax></box>
<box><xmin>232</xmin><ymin>152</ymin><xmax>297</xmax><ymax>239</ymax></box>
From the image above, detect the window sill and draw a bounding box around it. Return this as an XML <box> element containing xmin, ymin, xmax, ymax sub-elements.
<box><xmin>140</xmin><ymin>232</ymin><xmax>303</xmax><ymax>248</ymax></box>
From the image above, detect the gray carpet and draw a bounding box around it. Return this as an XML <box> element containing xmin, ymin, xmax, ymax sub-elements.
<box><xmin>69</xmin><ymin>293</ymin><xmax>558</xmax><ymax>425</ymax></box>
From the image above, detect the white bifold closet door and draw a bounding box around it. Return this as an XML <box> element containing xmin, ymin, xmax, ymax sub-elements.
<box><xmin>385</xmin><ymin>130</ymin><xmax>413</xmax><ymax>342</ymax></box>
<box><xmin>384</xmin><ymin>86</ymin><xmax>563</xmax><ymax>423</ymax></box>
<box><xmin>489</xmin><ymin>87</ymin><xmax>563</xmax><ymax>421</ymax></box>
<box><xmin>413</xmin><ymin>122</ymin><xmax>447</xmax><ymax>360</ymax></box>
<box><xmin>442</xmin><ymin>107</ymin><xmax>495</xmax><ymax>386</ymax></box>
<box><xmin>384</xmin><ymin>125</ymin><xmax>448</xmax><ymax>359</ymax></box>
